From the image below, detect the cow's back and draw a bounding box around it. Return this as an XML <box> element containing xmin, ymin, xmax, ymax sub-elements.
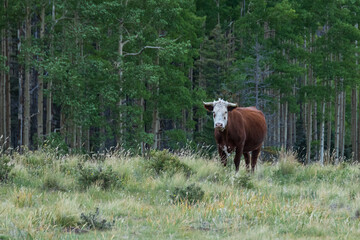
<box><xmin>228</xmin><ymin>107</ymin><xmax>267</xmax><ymax>152</ymax></box>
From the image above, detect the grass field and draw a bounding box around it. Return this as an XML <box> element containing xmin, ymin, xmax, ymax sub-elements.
<box><xmin>1</xmin><ymin>150</ymin><xmax>360</xmax><ymax>239</ymax></box>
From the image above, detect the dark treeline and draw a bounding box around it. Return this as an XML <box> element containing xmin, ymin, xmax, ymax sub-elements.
<box><xmin>1</xmin><ymin>0</ymin><xmax>360</xmax><ymax>163</ymax></box>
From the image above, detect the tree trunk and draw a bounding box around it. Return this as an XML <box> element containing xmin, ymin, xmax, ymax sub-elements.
<box><xmin>351</xmin><ymin>87</ymin><xmax>357</xmax><ymax>161</ymax></box>
<box><xmin>277</xmin><ymin>96</ymin><xmax>281</xmax><ymax>146</ymax></box>
<box><xmin>306</xmin><ymin>101</ymin><xmax>312</xmax><ymax>164</ymax></box>
<box><xmin>152</xmin><ymin>54</ymin><xmax>160</xmax><ymax>149</ymax></box>
<box><xmin>77</xmin><ymin>126</ymin><xmax>82</xmax><ymax>150</ymax></box>
<box><xmin>358</xmin><ymin>87</ymin><xmax>360</xmax><ymax>162</ymax></box>
<box><xmin>340</xmin><ymin>90</ymin><xmax>346</xmax><ymax>160</ymax></box>
<box><xmin>284</xmin><ymin>101</ymin><xmax>288</xmax><ymax>149</ymax></box>
<box><xmin>0</xmin><ymin>27</ymin><xmax>4</xmax><ymax>146</ymax></box>
<box><xmin>335</xmin><ymin>89</ymin><xmax>340</xmax><ymax>164</ymax></box>
<box><xmin>327</xmin><ymin>101</ymin><xmax>332</xmax><ymax>160</ymax></box>
<box><xmin>17</xmin><ymin>27</ymin><xmax>23</xmax><ymax>147</ymax></box>
<box><xmin>313</xmin><ymin>101</ymin><xmax>318</xmax><ymax>161</ymax></box>
<box><xmin>116</xmin><ymin>22</ymin><xmax>126</xmax><ymax>147</ymax></box>
<box><xmin>37</xmin><ymin>4</ymin><xmax>45</xmax><ymax>145</ymax></box>
<box><xmin>23</xmin><ymin>5</ymin><xmax>31</xmax><ymax>148</ymax></box>
<box><xmin>319</xmin><ymin>100</ymin><xmax>325</xmax><ymax>165</ymax></box>
<box><xmin>5</xmin><ymin>9</ymin><xmax>10</xmax><ymax>149</ymax></box>
<box><xmin>85</xmin><ymin>129</ymin><xmax>90</xmax><ymax>152</ymax></box>
<box><xmin>46</xmin><ymin>1</ymin><xmax>55</xmax><ymax>136</ymax></box>
<box><xmin>152</xmin><ymin>98</ymin><xmax>160</xmax><ymax>150</ymax></box>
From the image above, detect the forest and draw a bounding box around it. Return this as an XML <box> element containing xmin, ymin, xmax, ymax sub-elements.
<box><xmin>1</xmin><ymin>0</ymin><xmax>360</xmax><ymax>164</ymax></box>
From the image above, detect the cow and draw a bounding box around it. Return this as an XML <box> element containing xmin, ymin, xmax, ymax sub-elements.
<box><xmin>203</xmin><ymin>99</ymin><xmax>267</xmax><ymax>172</ymax></box>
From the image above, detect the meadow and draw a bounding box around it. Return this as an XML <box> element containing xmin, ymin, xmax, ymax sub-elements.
<box><xmin>0</xmin><ymin>149</ymin><xmax>360</xmax><ymax>240</ymax></box>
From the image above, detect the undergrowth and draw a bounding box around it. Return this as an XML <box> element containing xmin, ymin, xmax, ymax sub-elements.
<box><xmin>147</xmin><ymin>150</ymin><xmax>193</xmax><ymax>176</ymax></box>
<box><xmin>0</xmin><ymin>149</ymin><xmax>359</xmax><ymax>239</ymax></box>
<box><xmin>170</xmin><ymin>183</ymin><xmax>205</xmax><ymax>204</ymax></box>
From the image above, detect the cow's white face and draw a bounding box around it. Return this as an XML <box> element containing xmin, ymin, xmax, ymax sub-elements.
<box><xmin>203</xmin><ymin>99</ymin><xmax>237</xmax><ymax>131</ymax></box>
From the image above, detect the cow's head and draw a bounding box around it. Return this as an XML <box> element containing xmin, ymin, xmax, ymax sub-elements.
<box><xmin>203</xmin><ymin>99</ymin><xmax>237</xmax><ymax>131</ymax></box>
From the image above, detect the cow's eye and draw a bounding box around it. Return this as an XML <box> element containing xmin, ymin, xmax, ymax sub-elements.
<box><xmin>224</xmin><ymin>116</ymin><xmax>226</xmax><ymax>120</ymax></box>
<box><xmin>213</xmin><ymin>113</ymin><xmax>216</xmax><ymax>118</ymax></box>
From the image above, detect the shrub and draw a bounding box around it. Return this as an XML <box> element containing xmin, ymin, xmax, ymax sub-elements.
<box><xmin>80</xmin><ymin>208</ymin><xmax>115</xmax><ymax>230</ymax></box>
<box><xmin>232</xmin><ymin>172</ymin><xmax>255</xmax><ymax>189</ymax></box>
<box><xmin>170</xmin><ymin>183</ymin><xmax>204</xmax><ymax>204</ymax></box>
<box><xmin>12</xmin><ymin>188</ymin><xmax>34</xmax><ymax>208</ymax></box>
<box><xmin>274</xmin><ymin>149</ymin><xmax>299</xmax><ymax>175</ymax></box>
<box><xmin>77</xmin><ymin>163</ymin><xmax>121</xmax><ymax>189</ymax></box>
<box><xmin>147</xmin><ymin>150</ymin><xmax>192</xmax><ymax>176</ymax></box>
<box><xmin>0</xmin><ymin>155</ymin><xmax>13</xmax><ymax>182</ymax></box>
<box><xmin>53</xmin><ymin>196</ymin><xmax>81</xmax><ymax>228</ymax></box>
<box><xmin>43</xmin><ymin>133</ymin><xmax>69</xmax><ymax>155</ymax></box>
<box><xmin>42</xmin><ymin>171</ymin><xmax>67</xmax><ymax>191</ymax></box>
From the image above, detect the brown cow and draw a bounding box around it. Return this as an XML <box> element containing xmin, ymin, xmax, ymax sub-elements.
<box><xmin>203</xmin><ymin>99</ymin><xmax>267</xmax><ymax>172</ymax></box>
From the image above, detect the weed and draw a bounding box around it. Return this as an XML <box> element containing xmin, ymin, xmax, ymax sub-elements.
<box><xmin>0</xmin><ymin>155</ymin><xmax>13</xmax><ymax>182</ymax></box>
<box><xmin>12</xmin><ymin>188</ymin><xmax>34</xmax><ymax>208</ymax></box>
<box><xmin>77</xmin><ymin>163</ymin><xmax>121</xmax><ymax>189</ymax></box>
<box><xmin>147</xmin><ymin>150</ymin><xmax>192</xmax><ymax>176</ymax></box>
<box><xmin>53</xmin><ymin>196</ymin><xmax>81</xmax><ymax>228</ymax></box>
<box><xmin>43</xmin><ymin>133</ymin><xmax>69</xmax><ymax>155</ymax></box>
<box><xmin>42</xmin><ymin>171</ymin><xmax>67</xmax><ymax>191</ymax></box>
<box><xmin>80</xmin><ymin>208</ymin><xmax>115</xmax><ymax>230</ymax></box>
<box><xmin>232</xmin><ymin>172</ymin><xmax>255</xmax><ymax>189</ymax></box>
<box><xmin>272</xmin><ymin>149</ymin><xmax>300</xmax><ymax>183</ymax></box>
<box><xmin>170</xmin><ymin>183</ymin><xmax>204</xmax><ymax>204</ymax></box>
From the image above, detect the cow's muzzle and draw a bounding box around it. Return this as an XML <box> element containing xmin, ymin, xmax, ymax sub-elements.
<box><xmin>215</xmin><ymin>123</ymin><xmax>225</xmax><ymax>131</ymax></box>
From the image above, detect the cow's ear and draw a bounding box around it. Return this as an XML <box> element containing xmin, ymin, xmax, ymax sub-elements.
<box><xmin>204</xmin><ymin>104</ymin><xmax>214</xmax><ymax>112</ymax></box>
<box><xmin>227</xmin><ymin>104</ymin><xmax>237</xmax><ymax>112</ymax></box>
<box><xmin>203</xmin><ymin>102</ymin><xmax>214</xmax><ymax>112</ymax></box>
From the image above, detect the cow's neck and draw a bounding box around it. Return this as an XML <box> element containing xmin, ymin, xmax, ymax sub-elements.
<box><xmin>215</xmin><ymin>127</ymin><xmax>229</xmax><ymax>145</ymax></box>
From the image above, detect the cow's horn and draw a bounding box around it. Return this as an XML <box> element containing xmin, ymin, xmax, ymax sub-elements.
<box><xmin>227</xmin><ymin>102</ymin><xmax>237</xmax><ymax>107</ymax></box>
<box><xmin>203</xmin><ymin>101</ymin><xmax>214</xmax><ymax>106</ymax></box>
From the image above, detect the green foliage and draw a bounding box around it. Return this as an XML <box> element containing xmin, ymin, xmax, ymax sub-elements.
<box><xmin>147</xmin><ymin>150</ymin><xmax>192</xmax><ymax>176</ymax></box>
<box><xmin>43</xmin><ymin>133</ymin><xmax>69</xmax><ymax>155</ymax></box>
<box><xmin>2</xmin><ymin>151</ymin><xmax>360</xmax><ymax>238</ymax></box>
<box><xmin>12</xmin><ymin>188</ymin><xmax>34</xmax><ymax>208</ymax></box>
<box><xmin>232</xmin><ymin>172</ymin><xmax>255</xmax><ymax>189</ymax></box>
<box><xmin>80</xmin><ymin>208</ymin><xmax>115</xmax><ymax>230</ymax></box>
<box><xmin>42</xmin><ymin>172</ymin><xmax>66</xmax><ymax>191</ymax></box>
<box><xmin>77</xmin><ymin>163</ymin><xmax>122</xmax><ymax>189</ymax></box>
<box><xmin>0</xmin><ymin>155</ymin><xmax>13</xmax><ymax>182</ymax></box>
<box><xmin>170</xmin><ymin>183</ymin><xmax>204</xmax><ymax>204</ymax></box>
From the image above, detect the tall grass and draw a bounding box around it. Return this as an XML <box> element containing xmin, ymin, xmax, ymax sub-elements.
<box><xmin>0</xmin><ymin>149</ymin><xmax>360</xmax><ymax>239</ymax></box>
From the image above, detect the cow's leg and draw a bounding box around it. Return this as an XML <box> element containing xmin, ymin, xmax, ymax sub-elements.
<box><xmin>218</xmin><ymin>146</ymin><xmax>227</xmax><ymax>166</ymax></box>
<box><xmin>243</xmin><ymin>152</ymin><xmax>250</xmax><ymax>171</ymax></box>
<box><xmin>251</xmin><ymin>147</ymin><xmax>261</xmax><ymax>172</ymax></box>
<box><xmin>234</xmin><ymin>146</ymin><xmax>243</xmax><ymax>172</ymax></box>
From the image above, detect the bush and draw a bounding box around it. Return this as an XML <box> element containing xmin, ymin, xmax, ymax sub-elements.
<box><xmin>232</xmin><ymin>173</ymin><xmax>255</xmax><ymax>189</ymax></box>
<box><xmin>170</xmin><ymin>183</ymin><xmax>204</xmax><ymax>204</ymax></box>
<box><xmin>43</xmin><ymin>133</ymin><xmax>69</xmax><ymax>155</ymax></box>
<box><xmin>43</xmin><ymin>172</ymin><xmax>67</xmax><ymax>191</ymax></box>
<box><xmin>53</xmin><ymin>197</ymin><xmax>81</xmax><ymax>228</ymax></box>
<box><xmin>80</xmin><ymin>208</ymin><xmax>115</xmax><ymax>230</ymax></box>
<box><xmin>12</xmin><ymin>188</ymin><xmax>34</xmax><ymax>208</ymax></box>
<box><xmin>77</xmin><ymin>163</ymin><xmax>121</xmax><ymax>189</ymax></box>
<box><xmin>147</xmin><ymin>150</ymin><xmax>192</xmax><ymax>176</ymax></box>
<box><xmin>0</xmin><ymin>155</ymin><xmax>13</xmax><ymax>182</ymax></box>
<box><xmin>273</xmin><ymin>149</ymin><xmax>299</xmax><ymax>177</ymax></box>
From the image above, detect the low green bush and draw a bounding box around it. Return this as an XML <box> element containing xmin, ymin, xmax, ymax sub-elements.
<box><xmin>42</xmin><ymin>172</ymin><xmax>67</xmax><ymax>191</ymax></box>
<box><xmin>232</xmin><ymin>173</ymin><xmax>255</xmax><ymax>189</ymax></box>
<box><xmin>77</xmin><ymin>163</ymin><xmax>122</xmax><ymax>189</ymax></box>
<box><xmin>0</xmin><ymin>155</ymin><xmax>13</xmax><ymax>182</ymax></box>
<box><xmin>80</xmin><ymin>208</ymin><xmax>115</xmax><ymax>230</ymax></box>
<box><xmin>170</xmin><ymin>183</ymin><xmax>204</xmax><ymax>204</ymax></box>
<box><xmin>147</xmin><ymin>150</ymin><xmax>192</xmax><ymax>176</ymax></box>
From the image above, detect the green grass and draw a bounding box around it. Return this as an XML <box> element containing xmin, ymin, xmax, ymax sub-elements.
<box><xmin>1</xmin><ymin>150</ymin><xmax>360</xmax><ymax>239</ymax></box>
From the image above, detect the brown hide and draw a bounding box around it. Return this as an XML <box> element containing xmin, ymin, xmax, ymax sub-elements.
<box><xmin>214</xmin><ymin>107</ymin><xmax>267</xmax><ymax>172</ymax></box>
